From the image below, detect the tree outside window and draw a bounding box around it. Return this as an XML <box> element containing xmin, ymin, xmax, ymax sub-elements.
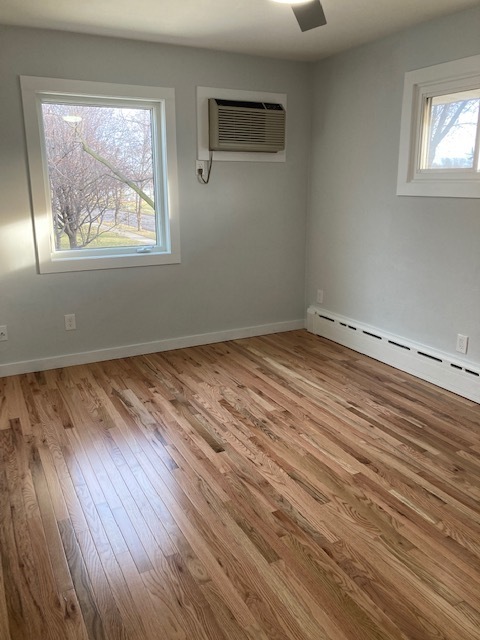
<box><xmin>41</xmin><ymin>103</ymin><xmax>158</xmax><ymax>251</ymax></box>
<box><xmin>424</xmin><ymin>90</ymin><xmax>480</xmax><ymax>169</ymax></box>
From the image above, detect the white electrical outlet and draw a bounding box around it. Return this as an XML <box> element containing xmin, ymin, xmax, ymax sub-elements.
<box><xmin>456</xmin><ymin>333</ymin><xmax>468</xmax><ymax>354</ymax></box>
<box><xmin>196</xmin><ymin>160</ymin><xmax>207</xmax><ymax>176</ymax></box>
<box><xmin>0</xmin><ymin>325</ymin><xmax>8</xmax><ymax>341</ymax></box>
<box><xmin>64</xmin><ymin>314</ymin><xmax>76</xmax><ymax>331</ymax></box>
<box><xmin>316</xmin><ymin>289</ymin><xmax>324</xmax><ymax>304</ymax></box>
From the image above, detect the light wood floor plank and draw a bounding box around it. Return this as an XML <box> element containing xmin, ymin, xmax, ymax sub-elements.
<box><xmin>0</xmin><ymin>330</ymin><xmax>479</xmax><ymax>639</ymax></box>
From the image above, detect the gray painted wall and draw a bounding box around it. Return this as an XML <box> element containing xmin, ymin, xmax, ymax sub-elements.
<box><xmin>0</xmin><ymin>26</ymin><xmax>311</xmax><ymax>365</ymax></box>
<box><xmin>306</xmin><ymin>6</ymin><xmax>480</xmax><ymax>363</ymax></box>
<box><xmin>2</xmin><ymin>6</ymin><xmax>480</xmax><ymax>371</ymax></box>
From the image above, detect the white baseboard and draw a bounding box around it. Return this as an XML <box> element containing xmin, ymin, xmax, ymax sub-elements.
<box><xmin>0</xmin><ymin>319</ymin><xmax>305</xmax><ymax>378</ymax></box>
<box><xmin>307</xmin><ymin>306</ymin><xmax>480</xmax><ymax>404</ymax></box>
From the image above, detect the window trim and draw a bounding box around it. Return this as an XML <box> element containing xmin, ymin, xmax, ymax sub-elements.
<box><xmin>21</xmin><ymin>76</ymin><xmax>180</xmax><ymax>273</ymax></box>
<box><xmin>397</xmin><ymin>54</ymin><xmax>480</xmax><ymax>198</ymax></box>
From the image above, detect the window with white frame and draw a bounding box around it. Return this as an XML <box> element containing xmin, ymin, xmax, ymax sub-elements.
<box><xmin>21</xmin><ymin>77</ymin><xmax>180</xmax><ymax>273</ymax></box>
<box><xmin>397</xmin><ymin>54</ymin><xmax>480</xmax><ymax>198</ymax></box>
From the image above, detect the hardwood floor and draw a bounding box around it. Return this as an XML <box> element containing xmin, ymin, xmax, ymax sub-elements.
<box><xmin>1</xmin><ymin>330</ymin><xmax>480</xmax><ymax>640</ymax></box>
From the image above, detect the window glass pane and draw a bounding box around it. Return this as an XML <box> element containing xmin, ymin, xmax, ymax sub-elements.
<box><xmin>424</xmin><ymin>90</ymin><xmax>479</xmax><ymax>169</ymax></box>
<box><xmin>41</xmin><ymin>103</ymin><xmax>157</xmax><ymax>252</ymax></box>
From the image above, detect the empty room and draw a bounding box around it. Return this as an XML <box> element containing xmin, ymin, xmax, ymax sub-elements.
<box><xmin>1</xmin><ymin>1</ymin><xmax>480</xmax><ymax>638</ymax></box>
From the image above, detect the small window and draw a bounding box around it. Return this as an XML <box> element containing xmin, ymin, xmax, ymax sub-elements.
<box><xmin>21</xmin><ymin>77</ymin><xmax>180</xmax><ymax>273</ymax></box>
<box><xmin>422</xmin><ymin>89</ymin><xmax>480</xmax><ymax>171</ymax></box>
<box><xmin>397</xmin><ymin>54</ymin><xmax>480</xmax><ymax>198</ymax></box>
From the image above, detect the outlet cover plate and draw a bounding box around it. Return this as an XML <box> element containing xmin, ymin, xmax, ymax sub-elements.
<box><xmin>64</xmin><ymin>314</ymin><xmax>76</xmax><ymax>331</ymax></box>
<box><xmin>456</xmin><ymin>334</ymin><xmax>468</xmax><ymax>354</ymax></box>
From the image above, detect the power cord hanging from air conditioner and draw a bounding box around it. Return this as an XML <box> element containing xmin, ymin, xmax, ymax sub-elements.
<box><xmin>197</xmin><ymin>151</ymin><xmax>213</xmax><ymax>184</ymax></box>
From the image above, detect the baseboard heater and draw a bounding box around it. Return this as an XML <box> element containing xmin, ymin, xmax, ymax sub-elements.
<box><xmin>307</xmin><ymin>306</ymin><xmax>480</xmax><ymax>404</ymax></box>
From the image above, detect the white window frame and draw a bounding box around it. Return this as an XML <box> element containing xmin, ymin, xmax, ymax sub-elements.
<box><xmin>21</xmin><ymin>76</ymin><xmax>180</xmax><ymax>273</ymax></box>
<box><xmin>397</xmin><ymin>54</ymin><xmax>480</xmax><ymax>198</ymax></box>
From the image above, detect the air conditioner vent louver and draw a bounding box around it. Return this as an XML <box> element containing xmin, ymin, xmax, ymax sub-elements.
<box><xmin>209</xmin><ymin>98</ymin><xmax>286</xmax><ymax>153</ymax></box>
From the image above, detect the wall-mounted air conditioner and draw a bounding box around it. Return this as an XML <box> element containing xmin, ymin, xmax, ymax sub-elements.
<box><xmin>208</xmin><ymin>98</ymin><xmax>286</xmax><ymax>153</ymax></box>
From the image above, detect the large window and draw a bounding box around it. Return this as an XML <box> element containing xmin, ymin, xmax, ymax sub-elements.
<box><xmin>21</xmin><ymin>77</ymin><xmax>180</xmax><ymax>273</ymax></box>
<box><xmin>397</xmin><ymin>54</ymin><xmax>480</xmax><ymax>198</ymax></box>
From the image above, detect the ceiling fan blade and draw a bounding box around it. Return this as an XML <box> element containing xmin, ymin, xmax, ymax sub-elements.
<box><xmin>292</xmin><ymin>0</ymin><xmax>327</xmax><ymax>32</ymax></box>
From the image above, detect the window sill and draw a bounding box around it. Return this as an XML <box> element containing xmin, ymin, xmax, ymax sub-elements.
<box><xmin>39</xmin><ymin>250</ymin><xmax>181</xmax><ymax>274</ymax></box>
<box><xmin>397</xmin><ymin>177</ymin><xmax>480</xmax><ymax>198</ymax></box>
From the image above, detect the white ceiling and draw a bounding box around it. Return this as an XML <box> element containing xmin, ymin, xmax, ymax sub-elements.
<box><xmin>0</xmin><ymin>0</ymin><xmax>478</xmax><ymax>62</ymax></box>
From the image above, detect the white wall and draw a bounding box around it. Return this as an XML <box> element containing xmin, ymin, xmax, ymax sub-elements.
<box><xmin>306</xmin><ymin>6</ymin><xmax>480</xmax><ymax>364</ymax></box>
<box><xmin>0</xmin><ymin>26</ymin><xmax>311</xmax><ymax>368</ymax></box>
